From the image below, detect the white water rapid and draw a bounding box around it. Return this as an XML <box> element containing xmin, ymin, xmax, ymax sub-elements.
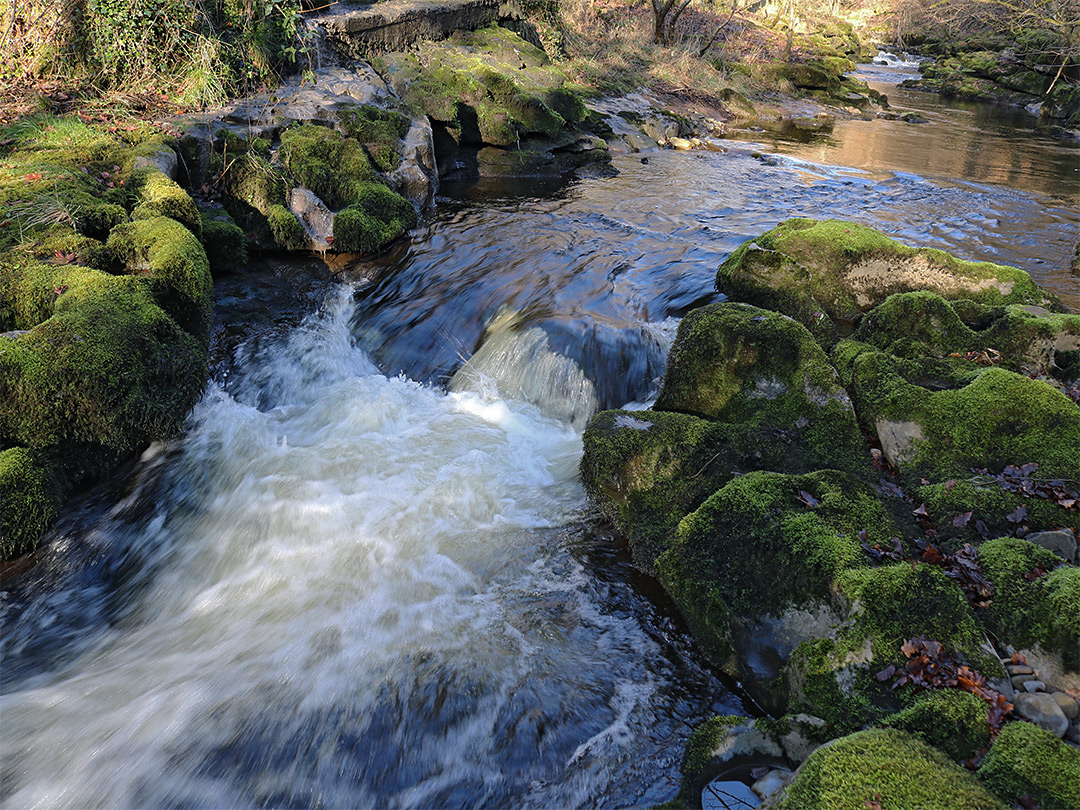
<box><xmin>1</xmin><ymin>287</ymin><xmax>719</xmax><ymax>809</ymax></box>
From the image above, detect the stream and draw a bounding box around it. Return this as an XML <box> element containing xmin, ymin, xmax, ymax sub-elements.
<box><xmin>1</xmin><ymin>65</ymin><xmax>1077</xmax><ymax>809</ymax></box>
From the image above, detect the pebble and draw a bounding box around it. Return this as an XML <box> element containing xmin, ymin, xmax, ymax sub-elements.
<box><xmin>1052</xmin><ymin>691</ymin><xmax>1080</xmax><ymax>720</ymax></box>
<box><xmin>1012</xmin><ymin>674</ymin><xmax>1035</xmax><ymax>688</ymax></box>
<box><xmin>1007</xmin><ymin>665</ymin><xmax>1034</xmax><ymax>676</ymax></box>
<box><xmin>1014</xmin><ymin>692</ymin><xmax>1070</xmax><ymax>738</ymax></box>
<box><xmin>1067</xmin><ymin>724</ymin><xmax>1080</xmax><ymax>745</ymax></box>
<box><xmin>1023</xmin><ymin>680</ymin><xmax>1046</xmax><ymax>693</ymax></box>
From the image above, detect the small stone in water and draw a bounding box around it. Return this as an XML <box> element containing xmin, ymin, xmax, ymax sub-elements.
<box><xmin>752</xmin><ymin>769</ymin><xmax>792</xmax><ymax>799</ymax></box>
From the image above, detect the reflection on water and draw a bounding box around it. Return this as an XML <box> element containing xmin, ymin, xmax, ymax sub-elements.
<box><xmin>734</xmin><ymin>63</ymin><xmax>1080</xmax><ymax>206</ymax></box>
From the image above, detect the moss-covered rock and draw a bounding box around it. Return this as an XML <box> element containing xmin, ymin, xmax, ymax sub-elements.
<box><xmin>854</xmin><ymin>292</ymin><xmax>1080</xmax><ymax>382</ymax></box>
<box><xmin>786</xmin><ymin>563</ymin><xmax>994</xmax><ymax>731</ymax></box>
<box><xmin>976</xmin><ymin>720</ymin><xmax>1080</xmax><ymax>810</ymax></box>
<box><xmin>332</xmin><ymin>181</ymin><xmax>418</xmax><ymax>254</ymax></box>
<box><xmin>652</xmin><ymin>469</ymin><xmax>902</xmax><ymax>687</ymax></box>
<box><xmin>912</xmin><ymin>478</ymin><xmax>1076</xmax><ymax>551</ymax></box>
<box><xmin>198</xmin><ymin>205</ymin><xmax>247</xmax><ymax>274</ymax></box>
<box><xmin>106</xmin><ymin>216</ymin><xmax>213</xmax><ymax>341</ymax></box>
<box><xmin>838</xmin><ymin>344</ymin><xmax>1080</xmax><ymax>485</ymax></box>
<box><xmin>882</xmin><ymin>689</ymin><xmax>992</xmax><ymax>761</ymax></box>
<box><xmin>374</xmin><ymin>26</ymin><xmax>591</xmax><ymax>148</ymax></box>
<box><xmin>0</xmin><ymin>446</ymin><xmax>64</xmax><ymax>559</ymax></box>
<box><xmin>774</xmin><ymin>728</ymin><xmax>1005</xmax><ymax>810</ymax></box>
<box><xmin>266</xmin><ymin>204</ymin><xmax>308</xmax><ymax>251</ymax></box>
<box><xmin>717</xmin><ymin>219</ymin><xmax>1059</xmax><ymax>345</ymax></box>
<box><xmin>0</xmin><ymin>264</ymin><xmax>207</xmax><ymax>453</ymax></box>
<box><xmin>279</xmin><ymin>124</ymin><xmax>379</xmax><ymax>210</ymax></box>
<box><xmin>129</xmin><ymin>167</ymin><xmax>202</xmax><ymax>238</ymax></box>
<box><xmin>338</xmin><ymin>104</ymin><xmax>411</xmax><ymax>173</ymax></box>
<box><xmin>0</xmin><ymin>116</ymin><xmax>213</xmax><ymax>558</ymax></box>
<box><xmin>980</xmin><ymin>538</ymin><xmax>1080</xmax><ymax>669</ymax></box>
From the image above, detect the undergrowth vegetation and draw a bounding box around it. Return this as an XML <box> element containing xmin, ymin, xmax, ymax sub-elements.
<box><xmin>1</xmin><ymin>0</ymin><xmax>315</xmax><ymax>108</ymax></box>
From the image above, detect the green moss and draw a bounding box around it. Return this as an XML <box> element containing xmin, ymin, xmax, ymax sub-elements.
<box><xmin>656</xmin><ymin>470</ymin><xmax>897</xmax><ymax>630</ymax></box>
<box><xmin>651</xmin><ymin>305</ymin><xmax>868</xmax><ymax>478</ymax></box>
<box><xmin>0</xmin><ymin>446</ymin><xmax>64</xmax><ymax>559</ymax></box>
<box><xmin>977</xmin><ymin>721</ymin><xmax>1080</xmax><ymax>810</ymax></box>
<box><xmin>580</xmin><ymin>409</ymin><xmax>742</xmax><ymax>567</ymax></box>
<box><xmin>199</xmin><ymin>206</ymin><xmax>247</xmax><ymax>274</ymax></box>
<box><xmin>914</xmin><ymin>479</ymin><xmax>1077</xmax><ymax>550</ymax></box>
<box><xmin>129</xmin><ymin>168</ymin><xmax>202</xmax><ymax>238</ymax></box>
<box><xmin>980</xmin><ymin>538</ymin><xmax>1080</xmax><ymax>668</ymax></box>
<box><xmin>776</xmin><ymin>728</ymin><xmax>1005</xmax><ymax>810</ymax></box>
<box><xmin>338</xmin><ymin>104</ymin><xmax>410</xmax><ymax>173</ymax></box>
<box><xmin>846</xmin><ymin>349</ymin><xmax>1080</xmax><ymax>483</ymax></box>
<box><xmin>717</xmin><ymin>219</ymin><xmax>1058</xmax><ymax>345</ymax></box>
<box><xmin>787</xmin><ymin>564</ymin><xmax>993</xmax><ymax>731</ymax></box>
<box><xmin>279</xmin><ymin>125</ymin><xmax>377</xmax><ymax>208</ymax></box>
<box><xmin>224</xmin><ymin>152</ymin><xmax>288</xmax><ymax>215</ymax></box>
<box><xmin>106</xmin><ymin>217</ymin><xmax>213</xmax><ymax>341</ymax></box>
<box><xmin>882</xmin><ymin>689</ymin><xmax>992</xmax><ymax>761</ymax></box>
<box><xmin>332</xmin><ymin>182</ymin><xmax>417</xmax><ymax>254</ymax></box>
<box><xmin>376</xmin><ymin>27</ymin><xmax>586</xmax><ymax>147</ymax></box>
<box><xmin>856</xmin><ymin>292</ymin><xmax>1080</xmax><ymax>380</ymax></box>
<box><xmin>0</xmin><ymin>269</ymin><xmax>207</xmax><ymax>465</ymax></box>
<box><xmin>266</xmin><ymin>204</ymin><xmax>308</xmax><ymax>251</ymax></box>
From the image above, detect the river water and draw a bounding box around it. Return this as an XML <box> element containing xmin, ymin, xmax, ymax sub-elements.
<box><xmin>1</xmin><ymin>67</ymin><xmax>1077</xmax><ymax>809</ymax></box>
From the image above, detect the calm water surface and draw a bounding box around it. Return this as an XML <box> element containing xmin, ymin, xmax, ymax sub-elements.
<box><xmin>1</xmin><ymin>70</ymin><xmax>1077</xmax><ymax>809</ymax></box>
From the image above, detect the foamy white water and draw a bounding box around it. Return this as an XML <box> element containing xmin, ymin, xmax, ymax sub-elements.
<box><xmin>1</xmin><ymin>288</ymin><xmax>716</xmax><ymax>809</ymax></box>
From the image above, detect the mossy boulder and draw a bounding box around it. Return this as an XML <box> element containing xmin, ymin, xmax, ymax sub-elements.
<box><xmin>976</xmin><ymin>720</ymin><xmax>1080</xmax><ymax>810</ymax></box>
<box><xmin>198</xmin><ymin>205</ymin><xmax>247</xmax><ymax>274</ymax></box>
<box><xmin>654</xmin><ymin>304</ymin><xmax>862</xmax><ymax>446</ymax></box>
<box><xmin>0</xmin><ymin>263</ymin><xmax>207</xmax><ymax>455</ymax></box>
<box><xmin>653</xmin><ymin>470</ymin><xmax>902</xmax><ymax>700</ymax></box>
<box><xmin>786</xmin><ymin>563</ymin><xmax>995</xmax><ymax>731</ymax></box>
<box><xmin>581</xmin><ymin>304</ymin><xmax>873</xmax><ymax>568</ymax></box>
<box><xmin>332</xmin><ymin>181</ymin><xmax>418</xmax><ymax>254</ymax></box>
<box><xmin>106</xmin><ymin>216</ymin><xmax>213</xmax><ymax>341</ymax></box>
<box><xmin>980</xmin><ymin>538</ymin><xmax>1080</xmax><ymax>670</ymax></box>
<box><xmin>279</xmin><ymin>124</ymin><xmax>380</xmax><ymax>209</ymax></box>
<box><xmin>774</xmin><ymin>728</ymin><xmax>1006</xmax><ymax>810</ymax></box>
<box><xmin>129</xmin><ymin>167</ymin><xmax>202</xmax><ymax>238</ymax></box>
<box><xmin>854</xmin><ymin>291</ymin><xmax>1080</xmax><ymax>382</ymax></box>
<box><xmin>837</xmin><ymin>344</ymin><xmax>1080</xmax><ymax>486</ymax></box>
<box><xmin>374</xmin><ymin>26</ymin><xmax>591</xmax><ymax>149</ymax></box>
<box><xmin>0</xmin><ymin>116</ymin><xmax>213</xmax><ymax>558</ymax></box>
<box><xmin>882</xmin><ymin>689</ymin><xmax>992</xmax><ymax>761</ymax></box>
<box><xmin>717</xmin><ymin>219</ymin><xmax>1059</xmax><ymax>345</ymax></box>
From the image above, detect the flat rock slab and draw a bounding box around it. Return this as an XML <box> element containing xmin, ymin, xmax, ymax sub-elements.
<box><xmin>318</xmin><ymin>0</ymin><xmax>534</xmax><ymax>56</ymax></box>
